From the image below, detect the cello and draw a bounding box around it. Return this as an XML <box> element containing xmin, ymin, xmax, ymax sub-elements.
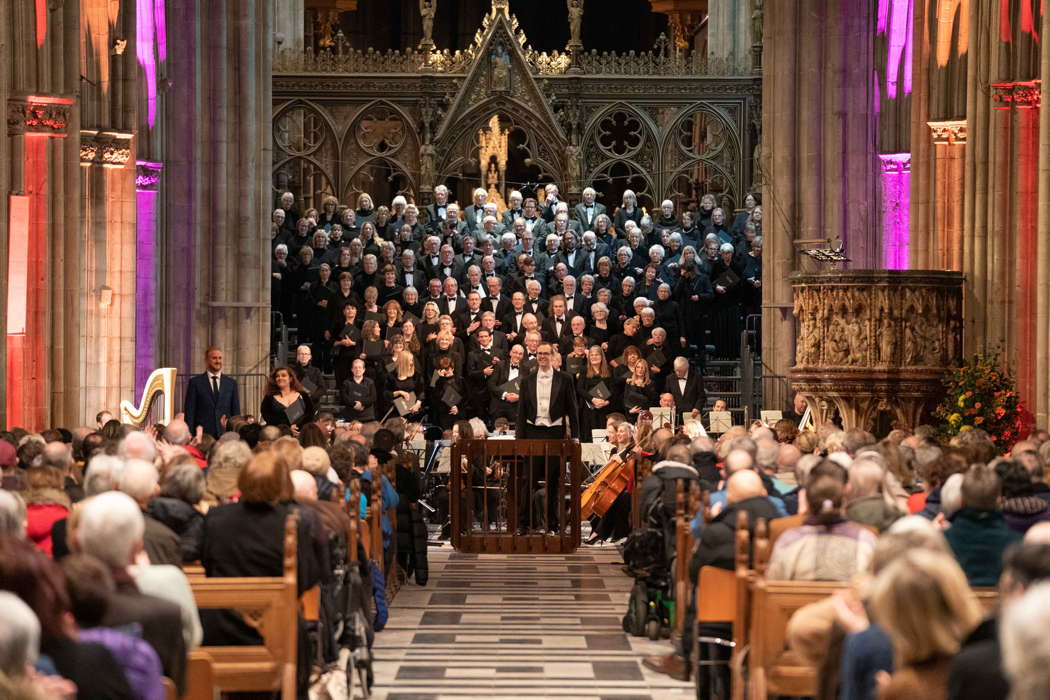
<box><xmin>580</xmin><ymin>440</ymin><xmax>636</xmax><ymax>520</ymax></box>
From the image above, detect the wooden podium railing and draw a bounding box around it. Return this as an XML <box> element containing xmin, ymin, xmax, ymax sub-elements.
<box><xmin>450</xmin><ymin>439</ymin><xmax>582</xmax><ymax>554</ymax></box>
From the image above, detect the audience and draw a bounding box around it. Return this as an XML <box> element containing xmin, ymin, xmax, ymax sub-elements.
<box><xmin>945</xmin><ymin>464</ymin><xmax>1022</xmax><ymax>586</ymax></box>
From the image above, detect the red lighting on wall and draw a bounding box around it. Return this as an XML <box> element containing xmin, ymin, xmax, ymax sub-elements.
<box><xmin>35</xmin><ymin>0</ymin><xmax>46</xmax><ymax>47</ymax></box>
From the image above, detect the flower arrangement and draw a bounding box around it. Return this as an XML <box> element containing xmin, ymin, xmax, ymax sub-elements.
<box><xmin>934</xmin><ymin>352</ymin><xmax>1029</xmax><ymax>449</ymax></box>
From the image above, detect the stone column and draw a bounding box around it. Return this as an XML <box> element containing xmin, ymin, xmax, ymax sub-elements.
<box><xmin>706</xmin><ymin>0</ymin><xmax>752</xmax><ymax>72</ymax></box>
<box><xmin>275</xmin><ymin>0</ymin><xmax>305</xmax><ymax>53</ymax></box>
<box><xmin>926</xmin><ymin>119</ymin><xmax>967</xmax><ymax>270</ymax></box>
<box><xmin>1</xmin><ymin>0</ymin><xmax>82</xmax><ymax>430</ymax></box>
<box><xmin>1036</xmin><ymin>1</ymin><xmax>1050</xmax><ymax>426</ymax></box>
<box><xmin>161</xmin><ymin>0</ymin><xmax>273</xmax><ymax>383</ymax></box>
<box><xmin>760</xmin><ymin>0</ymin><xmax>879</xmax><ymax>411</ymax></box>
<box><xmin>77</xmin><ymin>0</ymin><xmax>139</xmax><ymax>423</ymax></box>
<box><xmin>909</xmin><ymin>0</ymin><xmax>969</xmax><ymax>271</ymax></box>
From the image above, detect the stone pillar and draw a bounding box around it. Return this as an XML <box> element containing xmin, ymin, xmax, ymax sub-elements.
<box><xmin>77</xmin><ymin>0</ymin><xmax>139</xmax><ymax>424</ymax></box>
<box><xmin>706</xmin><ymin>0</ymin><xmax>752</xmax><ymax>70</ymax></box>
<box><xmin>760</xmin><ymin>0</ymin><xmax>879</xmax><ymax>411</ymax></box>
<box><xmin>909</xmin><ymin>0</ymin><xmax>969</xmax><ymax>271</ymax></box>
<box><xmin>162</xmin><ymin>0</ymin><xmax>273</xmax><ymax>381</ymax></box>
<box><xmin>1</xmin><ymin>0</ymin><xmax>82</xmax><ymax>430</ymax></box>
<box><xmin>275</xmin><ymin>0</ymin><xmax>305</xmax><ymax>53</ymax></box>
<box><xmin>1036</xmin><ymin>2</ymin><xmax>1050</xmax><ymax>426</ymax></box>
<box><xmin>925</xmin><ymin>120</ymin><xmax>966</xmax><ymax>270</ymax></box>
<box><xmin>961</xmin><ymin>0</ymin><xmax>1041</xmax><ymax>413</ymax></box>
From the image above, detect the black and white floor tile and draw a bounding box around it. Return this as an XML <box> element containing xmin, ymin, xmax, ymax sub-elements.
<box><xmin>370</xmin><ymin>544</ymin><xmax>692</xmax><ymax>699</ymax></box>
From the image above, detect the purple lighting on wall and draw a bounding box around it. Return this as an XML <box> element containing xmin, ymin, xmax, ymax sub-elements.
<box><xmin>135</xmin><ymin>161</ymin><xmax>162</xmax><ymax>392</ymax></box>
<box><xmin>879</xmin><ymin>153</ymin><xmax>911</xmax><ymax>270</ymax></box>
<box><xmin>136</xmin><ymin>0</ymin><xmax>160</xmax><ymax>127</ymax></box>
<box><xmin>876</xmin><ymin>0</ymin><xmax>913</xmax><ymax>101</ymax></box>
<box><xmin>154</xmin><ymin>0</ymin><xmax>167</xmax><ymax>62</ymax></box>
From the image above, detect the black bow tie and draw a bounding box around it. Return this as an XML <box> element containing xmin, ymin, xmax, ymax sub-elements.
<box><xmin>557</xmin><ymin>317</ymin><xmax>564</xmax><ymax>323</ymax></box>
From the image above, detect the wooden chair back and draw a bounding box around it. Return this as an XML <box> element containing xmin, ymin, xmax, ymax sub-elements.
<box><xmin>747</xmin><ymin>576</ymin><xmax>847</xmax><ymax>699</ymax></box>
<box><xmin>697</xmin><ymin>566</ymin><xmax>736</xmax><ymax>622</ymax></box>
<box><xmin>369</xmin><ymin>475</ymin><xmax>383</xmax><ymax>571</ymax></box>
<box><xmin>973</xmin><ymin>586</ymin><xmax>999</xmax><ymax>611</ymax></box>
<box><xmin>189</xmin><ymin>512</ymin><xmax>299</xmax><ymax>698</ymax></box>
<box><xmin>769</xmin><ymin>513</ymin><xmax>805</xmax><ymax>546</ymax></box>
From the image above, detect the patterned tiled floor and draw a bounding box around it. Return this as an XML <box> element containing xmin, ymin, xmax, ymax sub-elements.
<box><xmin>370</xmin><ymin>543</ymin><xmax>693</xmax><ymax>699</ymax></box>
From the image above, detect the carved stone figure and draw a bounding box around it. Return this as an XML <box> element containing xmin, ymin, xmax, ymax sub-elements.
<box><xmin>567</xmin><ymin>0</ymin><xmax>584</xmax><ymax>50</ymax></box>
<box><xmin>564</xmin><ymin>143</ymin><xmax>581</xmax><ymax>191</ymax></box>
<box><xmin>419</xmin><ymin>143</ymin><xmax>436</xmax><ymax>189</ymax></box>
<box><xmin>419</xmin><ymin>0</ymin><xmax>436</xmax><ymax>49</ymax></box>
<box><xmin>827</xmin><ymin>315</ymin><xmax>851</xmax><ymax>365</ymax></box>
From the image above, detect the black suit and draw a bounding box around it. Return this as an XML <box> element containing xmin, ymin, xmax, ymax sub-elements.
<box><xmin>487</xmin><ymin>360</ymin><xmax>525</xmax><ymax>421</ymax></box>
<box><xmin>516</xmin><ymin>369</ymin><xmax>579</xmax><ymax>439</ymax></box>
<box><xmin>540</xmin><ymin>314</ymin><xmax>574</xmax><ymax>344</ymax></box>
<box><xmin>502</xmin><ymin>309</ymin><xmax>529</xmax><ymax>341</ymax></box>
<box><xmin>184</xmin><ymin>373</ymin><xmax>241</xmax><ymax>438</ymax></box>
<box><xmin>524</xmin><ymin>297</ymin><xmax>548</xmax><ymax>318</ymax></box>
<box><xmin>464</xmin><ymin>204</ymin><xmax>486</xmax><ymax>232</ymax></box>
<box><xmin>438</xmin><ymin>293</ymin><xmax>466</xmax><ymax>317</ymax></box>
<box><xmin>664</xmin><ymin>371</ymin><xmax>706</xmax><ymax>420</ymax></box>
<box><xmin>482</xmin><ymin>294</ymin><xmax>512</xmax><ymax>320</ymax></box>
<box><xmin>573</xmin><ymin>202</ymin><xmax>607</xmax><ymax>229</ymax></box>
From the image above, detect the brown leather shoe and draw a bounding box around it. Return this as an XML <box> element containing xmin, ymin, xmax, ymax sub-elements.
<box><xmin>642</xmin><ymin>652</ymin><xmax>689</xmax><ymax>681</ymax></box>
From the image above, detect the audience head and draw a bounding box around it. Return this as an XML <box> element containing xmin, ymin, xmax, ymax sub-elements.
<box><xmin>159</xmin><ymin>460</ymin><xmax>205</xmax><ymax>505</ymax></box>
<box><xmin>0</xmin><ymin>491</ymin><xmax>26</xmax><ymax>539</ymax></box>
<box><xmin>162</xmin><ymin>418</ymin><xmax>192</xmax><ymax>446</ymax></box>
<box><xmin>238</xmin><ymin>451</ymin><xmax>293</xmax><ymax>506</ymax></box>
<box><xmin>961</xmin><ymin>463</ymin><xmax>1001</xmax><ymax>510</ymax></box>
<box><xmin>76</xmin><ymin>491</ymin><xmax>145</xmax><ymax>570</ymax></box>
<box><xmin>1000</xmin><ymin>581</ymin><xmax>1050</xmax><ymax>699</ymax></box>
<box><xmin>0</xmin><ymin>590</ymin><xmax>40</xmax><ymax>677</ymax></box>
<box><xmin>869</xmin><ymin>549</ymin><xmax>982</xmax><ymax>665</ymax></box>
<box><xmin>118</xmin><ymin>458</ymin><xmax>159</xmax><ymax>508</ymax></box>
<box><xmin>290</xmin><ymin>470</ymin><xmax>318</xmax><ymax>501</ymax></box>
<box><xmin>726</xmin><ymin>469</ymin><xmax>765</xmax><ymax>504</ymax></box>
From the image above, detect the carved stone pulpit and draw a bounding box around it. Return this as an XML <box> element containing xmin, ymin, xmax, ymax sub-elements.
<box><xmin>789</xmin><ymin>271</ymin><xmax>964</xmax><ymax>431</ymax></box>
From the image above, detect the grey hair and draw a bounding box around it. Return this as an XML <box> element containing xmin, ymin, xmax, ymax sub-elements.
<box><xmin>590</xmin><ymin>302</ymin><xmax>608</xmax><ymax>316</ymax></box>
<box><xmin>77</xmin><ymin>491</ymin><xmax>145</xmax><ymax>568</ymax></box>
<box><xmin>274</xmin><ymin>244</ymin><xmax>288</xmax><ymax>255</ymax></box>
<box><xmin>1001</xmin><ymin>581</ymin><xmax>1050</xmax><ymax>700</ymax></box>
<box><xmin>84</xmin><ymin>454</ymin><xmax>125</xmax><ymax>496</ymax></box>
<box><xmin>719</xmin><ymin>243</ymin><xmax>735</xmax><ymax>254</ymax></box>
<box><xmin>753</xmin><ymin>235</ymin><xmax>763</xmax><ymax>247</ymax></box>
<box><xmin>118</xmin><ymin>431</ymin><xmax>157</xmax><ymax>462</ymax></box>
<box><xmin>119</xmin><ymin>459</ymin><xmax>159</xmax><ymax>505</ymax></box>
<box><xmin>0</xmin><ymin>491</ymin><xmax>26</xmax><ymax>538</ymax></box>
<box><xmin>160</xmin><ymin>461</ymin><xmax>206</xmax><ymax>505</ymax></box>
<box><xmin>0</xmin><ymin>591</ymin><xmax>40</xmax><ymax>675</ymax></box>
<box><xmin>649</xmin><ymin>244</ymin><xmax>665</xmax><ymax>259</ymax></box>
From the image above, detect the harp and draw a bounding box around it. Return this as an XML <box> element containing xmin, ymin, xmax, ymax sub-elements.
<box><xmin>120</xmin><ymin>367</ymin><xmax>177</xmax><ymax>427</ymax></box>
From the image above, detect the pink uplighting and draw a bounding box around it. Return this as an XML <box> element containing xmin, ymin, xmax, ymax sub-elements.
<box><xmin>876</xmin><ymin>0</ymin><xmax>914</xmax><ymax>99</ymax></box>
<box><xmin>136</xmin><ymin>0</ymin><xmax>161</xmax><ymax>127</ymax></box>
<box><xmin>879</xmin><ymin>153</ymin><xmax>911</xmax><ymax>270</ymax></box>
<box><xmin>35</xmin><ymin>0</ymin><xmax>46</xmax><ymax>47</ymax></box>
<box><xmin>135</xmin><ymin>161</ymin><xmax>162</xmax><ymax>393</ymax></box>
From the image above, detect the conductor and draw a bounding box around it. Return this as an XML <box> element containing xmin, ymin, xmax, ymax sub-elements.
<box><xmin>516</xmin><ymin>343</ymin><xmax>578</xmax><ymax>532</ymax></box>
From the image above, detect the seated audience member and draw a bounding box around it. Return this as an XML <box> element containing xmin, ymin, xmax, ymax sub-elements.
<box><xmin>868</xmin><ymin>549</ymin><xmax>983</xmax><ymax>699</ymax></box>
<box><xmin>198</xmin><ymin>451</ymin><xmax>321</xmax><ymax>651</ymax></box>
<box><xmin>205</xmin><ymin>439</ymin><xmax>251</xmax><ymax>506</ymax></box>
<box><xmin>1000</xmin><ymin>580</ymin><xmax>1050</xmax><ymax>700</ymax></box>
<box><xmin>949</xmin><ymin>542</ymin><xmax>1050</xmax><ymax>700</ymax></box>
<box><xmin>147</xmin><ymin>459</ymin><xmax>205</xmax><ymax>562</ymax></box>
<box><xmin>945</xmin><ymin>464</ymin><xmax>1022</xmax><ymax>586</ymax></box>
<box><xmin>0</xmin><ymin>489</ymin><xmax>26</xmax><ymax>538</ymax></box>
<box><xmin>0</xmin><ymin>536</ymin><xmax>136</xmax><ymax>698</ymax></box>
<box><xmin>0</xmin><ymin>590</ymin><xmax>78</xmax><ymax>699</ymax></box>
<box><xmin>118</xmin><ymin>459</ymin><xmax>182</xmax><ymax>567</ymax></box>
<box><xmin>644</xmin><ymin>469</ymin><xmax>779</xmax><ymax>682</ymax></box>
<box><xmin>74</xmin><ymin>491</ymin><xmax>188</xmax><ymax>691</ymax></box>
<box><xmin>767</xmin><ymin>473</ymin><xmax>877</xmax><ymax>581</ymax></box>
<box><xmin>994</xmin><ymin>458</ymin><xmax>1050</xmax><ymax>534</ymax></box>
<box><xmin>21</xmin><ymin>466</ymin><xmax>70</xmax><ymax>556</ymax></box>
<box><xmin>845</xmin><ymin>458</ymin><xmax>904</xmax><ymax>533</ymax></box>
<box><xmin>61</xmin><ymin>554</ymin><xmax>165</xmax><ymax>700</ymax></box>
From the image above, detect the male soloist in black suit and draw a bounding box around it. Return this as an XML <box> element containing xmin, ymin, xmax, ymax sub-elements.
<box><xmin>516</xmin><ymin>343</ymin><xmax>579</xmax><ymax>532</ymax></box>
<box><xmin>664</xmin><ymin>356</ymin><xmax>706</xmax><ymax>422</ymax></box>
<box><xmin>184</xmin><ymin>347</ymin><xmax>241</xmax><ymax>438</ymax></box>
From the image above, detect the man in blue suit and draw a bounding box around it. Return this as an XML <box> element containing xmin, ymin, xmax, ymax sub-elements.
<box><xmin>184</xmin><ymin>347</ymin><xmax>240</xmax><ymax>438</ymax></box>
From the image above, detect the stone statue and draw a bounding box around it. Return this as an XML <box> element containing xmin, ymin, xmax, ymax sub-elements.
<box><xmin>567</xmin><ymin>0</ymin><xmax>584</xmax><ymax>50</ymax></box>
<box><xmin>751</xmin><ymin>0</ymin><xmax>764</xmax><ymax>45</ymax></box>
<box><xmin>419</xmin><ymin>0</ymin><xmax>436</xmax><ymax>49</ymax></box>
<box><xmin>565</xmin><ymin>143</ymin><xmax>582</xmax><ymax>192</ymax></box>
<box><xmin>419</xmin><ymin>143</ymin><xmax>436</xmax><ymax>190</ymax></box>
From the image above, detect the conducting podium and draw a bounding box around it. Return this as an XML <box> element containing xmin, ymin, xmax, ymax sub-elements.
<box><xmin>450</xmin><ymin>438</ymin><xmax>582</xmax><ymax>554</ymax></box>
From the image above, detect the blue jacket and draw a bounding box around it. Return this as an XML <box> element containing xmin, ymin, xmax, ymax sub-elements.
<box><xmin>183</xmin><ymin>373</ymin><xmax>240</xmax><ymax>438</ymax></box>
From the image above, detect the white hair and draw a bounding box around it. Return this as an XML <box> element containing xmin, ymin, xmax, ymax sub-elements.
<box><xmin>939</xmin><ymin>472</ymin><xmax>965</xmax><ymax>518</ymax></box>
<box><xmin>1001</xmin><ymin>581</ymin><xmax>1050</xmax><ymax>699</ymax></box>
<box><xmin>649</xmin><ymin>244</ymin><xmax>665</xmax><ymax>259</ymax></box>
<box><xmin>84</xmin><ymin>454</ymin><xmax>125</xmax><ymax>496</ymax></box>
<box><xmin>0</xmin><ymin>491</ymin><xmax>25</xmax><ymax>538</ymax></box>
<box><xmin>509</xmin><ymin>190</ymin><xmax>522</xmax><ymax>202</ymax></box>
<box><xmin>501</xmin><ymin>232</ymin><xmax>516</xmax><ymax>245</ymax></box>
<box><xmin>391</xmin><ymin>195</ymin><xmax>407</xmax><ymax>208</ymax></box>
<box><xmin>474</xmin><ymin>187</ymin><xmax>487</xmax><ymax>199</ymax></box>
<box><xmin>274</xmin><ymin>244</ymin><xmax>288</xmax><ymax>255</ymax></box>
<box><xmin>623</xmin><ymin>189</ymin><xmax>637</xmax><ymax>205</ymax></box>
<box><xmin>661</xmin><ymin>199</ymin><xmax>673</xmax><ymax>208</ymax></box>
<box><xmin>583</xmin><ymin>186</ymin><xmax>596</xmax><ymax>197</ymax></box>
<box><xmin>547</xmin><ymin>233</ymin><xmax>560</xmax><ymax>246</ymax></box>
<box><xmin>77</xmin><ymin>491</ymin><xmax>145</xmax><ymax>568</ymax></box>
<box><xmin>290</xmin><ymin>470</ymin><xmax>317</xmax><ymax>501</ymax></box>
<box><xmin>434</xmin><ymin>184</ymin><xmax>448</xmax><ymax>195</ymax></box>
<box><xmin>118</xmin><ymin>431</ymin><xmax>157</xmax><ymax>463</ymax></box>
<box><xmin>719</xmin><ymin>242</ymin><xmax>735</xmax><ymax>253</ymax></box>
<box><xmin>0</xmin><ymin>591</ymin><xmax>39</xmax><ymax>676</ymax></box>
<box><xmin>484</xmin><ymin>215</ymin><xmax>498</xmax><ymax>224</ymax></box>
<box><xmin>483</xmin><ymin>202</ymin><xmax>497</xmax><ymax>213</ymax></box>
<box><xmin>119</xmin><ymin>458</ymin><xmax>160</xmax><ymax>505</ymax></box>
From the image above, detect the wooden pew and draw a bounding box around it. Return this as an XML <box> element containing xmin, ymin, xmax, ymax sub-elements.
<box><xmin>189</xmin><ymin>512</ymin><xmax>299</xmax><ymax>699</ymax></box>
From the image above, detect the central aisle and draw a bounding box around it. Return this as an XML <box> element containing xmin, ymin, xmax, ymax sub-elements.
<box><xmin>371</xmin><ymin>545</ymin><xmax>693</xmax><ymax>699</ymax></box>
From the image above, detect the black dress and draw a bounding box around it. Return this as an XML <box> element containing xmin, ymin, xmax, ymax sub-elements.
<box><xmin>623</xmin><ymin>380</ymin><xmax>658</xmax><ymax>417</ymax></box>
<box><xmin>430</xmin><ymin>372</ymin><xmax>466</xmax><ymax>430</ymax></box>
<box><xmin>260</xmin><ymin>393</ymin><xmax>315</xmax><ymax>428</ymax></box>
<box><xmin>388</xmin><ymin>372</ymin><xmax>426</xmax><ymax>422</ymax></box>
<box><xmin>576</xmin><ymin>373</ymin><xmax>615</xmax><ymax>439</ymax></box>
<box><xmin>332</xmin><ymin>322</ymin><xmax>361</xmax><ymax>388</ymax></box>
<box><xmin>340</xmin><ymin>377</ymin><xmax>377</xmax><ymax>422</ymax></box>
